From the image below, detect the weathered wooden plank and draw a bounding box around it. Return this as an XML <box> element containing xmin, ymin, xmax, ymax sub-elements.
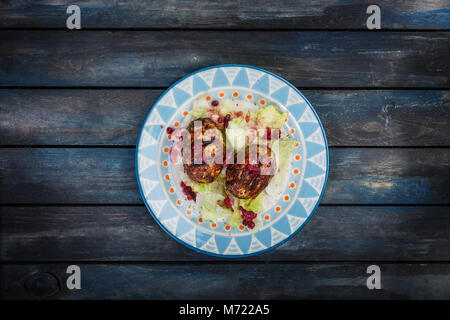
<box><xmin>1</xmin><ymin>89</ymin><xmax>449</xmax><ymax>146</ymax></box>
<box><xmin>1</xmin><ymin>1</ymin><xmax>449</xmax><ymax>30</ymax></box>
<box><xmin>0</xmin><ymin>148</ymin><xmax>448</xmax><ymax>204</ymax></box>
<box><xmin>0</xmin><ymin>31</ymin><xmax>448</xmax><ymax>88</ymax></box>
<box><xmin>1</xmin><ymin>263</ymin><xmax>449</xmax><ymax>299</ymax></box>
<box><xmin>1</xmin><ymin>206</ymin><xmax>448</xmax><ymax>261</ymax></box>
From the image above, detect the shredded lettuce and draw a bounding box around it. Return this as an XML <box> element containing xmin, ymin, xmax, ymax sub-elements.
<box><xmin>265</xmin><ymin>137</ymin><xmax>296</xmax><ymax>195</ymax></box>
<box><xmin>228</xmin><ymin>206</ymin><xmax>243</xmax><ymax>227</ymax></box>
<box><xmin>219</xmin><ymin>98</ymin><xmax>234</xmax><ymax>115</ymax></box>
<box><xmin>239</xmin><ymin>193</ymin><xmax>263</xmax><ymax>213</ymax></box>
<box><xmin>226</xmin><ymin>118</ymin><xmax>248</xmax><ymax>151</ymax></box>
<box><xmin>189</xmin><ymin>96</ymin><xmax>210</xmax><ymax>118</ymax></box>
<box><xmin>255</xmin><ymin>105</ymin><xmax>287</xmax><ymax>129</ymax></box>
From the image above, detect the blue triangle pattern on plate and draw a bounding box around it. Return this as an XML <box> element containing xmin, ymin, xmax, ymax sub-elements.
<box><xmin>140</xmin><ymin>144</ymin><xmax>160</xmax><ymax>162</ymax></box>
<box><xmin>195</xmin><ymin>228</ymin><xmax>213</xmax><ymax>249</ymax></box>
<box><xmin>288</xmin><ymin>199</ymin><xmax>309</xmax><ymax>218</ymax></box>
<box><xmin>298</xmin><ymin>180</ymin><xmax>320</xmax><ymax>198</ymax></box>
<box><xmin>234</xmin><ymin>235</ymin><xmax>252</xmax><ymax>254</ymax></box>
<box><xmin>158</xmin><ymin>207</ymin><xmax>178</xmax><ymax>222</ymax></box>
<box><xmin>175</xmin><ymin>218</ymin><xmax>194</xmax><ymax>237</ymax></box>
<box><xmin>271</xmin><ymin>86</ymin><xmax>290</xmax><ymax>106</ymax></box>
<box><xmin>215</xmin><ymin>235</ymin><xmax>233</xmax><ymax>254</ymax></box>
<box><xmin>172</xmin><ymin>87</ymin><xmax>192</xmax><ymax>107</ymax></box>
<box><xmin>304</xmin><ymin>160</ymin><xmax>326</xmax><ymax>178</ymax></box>
<box><xmin>212</xmin><ymin>68</ymin><xmax>230</xmax><ymax>87</ymax></box>
<box><xmin>146</xmin><ymin>185</ymin><xmax>166</xmax><ymax>201</ymax></box>
<box><xmin>139</xmin><ymin>165</ymin><xmax>159</xmax><ymax>181</ymax></box>
<box><xmin>254</xmin><ymin>227</ymin><xmax>272</xmax><ymax>248</ymax></box>
<box><xmin>300</xmin><ymin>122</ymin><xmax>320</xmax><ymax>140</ymax></box>
<box><xmin>193</xmin><ymin>75</ymin><xmax>210</xmax><ymax>95</ymax></box>
<box><xmin>272</xmin><ymin>215</ymin><xmax>292</xmax><ymax>235</ymax></box>
<box><xmin>251</xmin><ymin>74</ymin><xmax>269</xmax><ymax>94</ymax></box>
<box><xmin>286</xmin><ymin>102</ymin><xmax>307</xmax><ymax>120</ymax></box>
<box><xmin>305</xmin><ymin>141</ymin><xmax>325</xmax><ymax>159</ymax></box>
<box><xmin>144</xmin><ymin>124</ymin><xmax>163</xmax><ymax>140</ymax></box>
<box><xmin>156</xmin><ymin>105</ymin><xmax>176</xmax><ymax>123</ymax></box>
<box><xmin>232</xmin><ymin>68</ymin><xmax>250</xmax><ymax>87</ymax></box>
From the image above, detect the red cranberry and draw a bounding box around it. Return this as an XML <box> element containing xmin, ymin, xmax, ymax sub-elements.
<box><xmin>245</xmin><ymin>114</ymin><xmax>250</xmax><ymax>123</ymax></box>
<box><xmin>166</xmin><ymin>127</ymin><xmax>174</xmax><ymax>134</ymax></box>
<box><xmin>211</xmin><ymin>100</ymin><xmax>219</xmax><ymax>107</ymax></box>
<box><xmin>217</xmin><ymin>116</ymin><xmax>224</xmax><ymax>123</ymax></box>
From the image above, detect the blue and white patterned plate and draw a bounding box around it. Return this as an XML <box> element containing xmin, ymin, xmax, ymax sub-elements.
<box><xmin>136</xmin><ymin>65</ymin><xmax>328</xmax><ymax>257</ymax></box>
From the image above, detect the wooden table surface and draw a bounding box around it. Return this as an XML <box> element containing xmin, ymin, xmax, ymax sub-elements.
<box><xmin>0</xmin><ymin>1</ymin><xmax>449</xmax><ymax>299</ymax></box>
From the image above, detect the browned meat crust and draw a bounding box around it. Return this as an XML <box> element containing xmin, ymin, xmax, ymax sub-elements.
<box><xmin>225</xmin><ymin>144</ymin><xmax>276</xmax><ymax>199</ymax></box>
<box><xmin>183</xmin><ymin>118</ymin><xmax>225</xmax><ymax>183</ymax></box>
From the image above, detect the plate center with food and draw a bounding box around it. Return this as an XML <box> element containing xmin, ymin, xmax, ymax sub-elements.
<box><xmin>137</xmin><ymin>65</ymin><xmax>328</xmax><ymax>257</ymax></box>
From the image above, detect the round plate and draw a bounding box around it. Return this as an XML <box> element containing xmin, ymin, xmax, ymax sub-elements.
<box><xmin>136</xmin><ymin>65</ymin><xmax>329</xmax><ymax>257</ymax></box>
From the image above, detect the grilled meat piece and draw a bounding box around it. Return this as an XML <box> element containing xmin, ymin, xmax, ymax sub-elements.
<box><xmin>225</xmin><ymin>144</ymin><xmax>276</xmax><ymax>199</ymax></box>
<box><xmin>183</xmin><ymin>118</ymin><xmax>225</xmax><ymax>183</ymax></box>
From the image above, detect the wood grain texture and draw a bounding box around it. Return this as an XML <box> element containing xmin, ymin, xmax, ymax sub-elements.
<box><xmin>1</xmin><ymin>263</ymin><xmax>449</xmax><ymax>299</ymax></box>
<box><xmin>0</xmin><ymin>148</ymin><xmax>448</xmax><ymax>205</ymax></box>
<box><xmin>0</xmin><ymin>31</ymin><xmax>448</xmax><ymax>88</ymax></box>
<box><xmin>1</xmin><ymin>206</ymin><xmax>449</xmax><ymax>262</ymax></box>
<box><xmin>1</xmin><ymin>0</ymin><xmax>449</xmax><ymax>30</ymax></box>
<box><xmin>1</xmin><ymin>89</ymin><xmax>449</xmax><ymax>146</ymax></box>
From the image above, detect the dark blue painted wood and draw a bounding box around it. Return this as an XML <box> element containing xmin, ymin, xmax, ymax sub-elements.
<box><xmin>1</xmin><ymin>0</ymin><xmax>449</xmax><ymax>30</ymax></box>
<box><xmin>1</xmin><ymin>263</ymin><xmax>449</xmax><ymax>299</ymax></box>
<box><xmin>1</xmin><ymin>206</ymin><xmax>448</xmax><ymax>261</ymax></box>
<box><xmin>0</xmin><ymin>31</ymin><xmax>448</xmax><ymax>87</ymax></box>
<box><xmin>1</xmin><ymin>89</ymin><xmax>449</xmax><ymax>146</ymax></box>
<box><xmin>0</xmin><ymin>148</ymin><xmax>448</xmax><ymax>204</ymax></box>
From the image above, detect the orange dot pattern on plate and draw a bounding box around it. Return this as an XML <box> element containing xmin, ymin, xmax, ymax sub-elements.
<box><xmin>225</xmin><ymin>225</ymin><xmax>231</xmax><ymax>231</ymax></box>
<box><xmin>295</xmin><ymin>141</ymin><xmax>300</xmax><ymax>148</ymax></box>
<box><xmin>284</xmin><ymin>195</ymin><xmax>290</xmax><ymax>201</ymax></box>
<box><xmin>239</xmin><ymin>225</ymin><xmax>245</xmax><ymax>230</ymax></box>
<box><xmin>293</xmin><ymin>169</ymin><xmax>299</xmax><ymax>175</ymax></box>
<box><xmin>275</xmin><ymin>206</ymin><xmax>281</xmax><ymax>212</ymax></box>
<box><xmin>174</xmin><ymin>121</ymin><xmax>179</xmax><ymax>127</ymax></box>
<box><xmin>260</xmin><ymin>99</ymin><xmax>266</xmax><ymax>105</ymax></box>
<box><xmin>295</xmin><ymin>154</ymin><xmax>301</xmax><ymax>161</ymax></box>
<box><xmin>163</xmin><ymin>147</ymin><xmax>169</xmax><ymax>153</ymax></box>
<box><xmin>164</xmin><ymin>174</ymin><xmax>170</xmax><ymax>180</ymax></box>
<box><xmin>233</xmin><ymin>92</ymin><xmax>239</xmax><ymax>97</ymax></box>
<box><xmin>290</xmin><ymin>128</ymin><xmax>295</xmax><ymax>134</ymax></box>
<box><xmin>264</xmin><ymin>215</ymin><xmax>270</xmax><ymax>221</ymax></box>
<box><xmin>219</xmin><ymin>92</ymin><xmax>225</xmax><ymax>98</ymax></box>
<box><xmin>167</xmin><ymin>134</ymin><xmax>172</xmax><ymax>140</ymax></box>
<box><xmin>183</xmin><ymin>111</ymin><xmax>188</xmax><ymax>116</ymax></box>
<box><xmin>211</xmin><ymin>223</ymin><xmax>217</xmax><ymax>228</ymax></box>
<box><xmin>246</xmin><ymin>94</ymin><xmax>252</xmax><ymax>100</ymax></box>
<box><xmin>206</xmin><ymin>96</ymin><xmax>211</xmax><ymax>101</ymax></box>
<box><xmin>169</xmin><ymin>187</ymin><xmax>175</xmax><ymax>193</ymax></box>
<box><xmin>176</xmin><ymin>199</ymin><xmax>182</xmax><ymax>206</ymax></box>
<box><xmin>186</xmin><ymin>209</ymin><xmax>192</xmax><ymax>215</ymax></box>
<box><xmin>289</xmin><ymin>182</ymin><xmax>296</xmax><ymax>189</ymax></box>
<box><xmin>163</xmin><ymin>160</ymin><xmax>168</xmax><ymax>167</ymax></box>
<box><xmin>198</xmin><ymin>217</ymin><xmax>203</xmax><ymax>223</ymax></box>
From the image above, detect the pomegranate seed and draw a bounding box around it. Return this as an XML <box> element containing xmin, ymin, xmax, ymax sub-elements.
<box><xmin>235</xmin><ymin>111</ymin><xmax>243</xmax><ymax>117</ymax></box>
<box><xmin>224</xmin><ymin>114</ymin><xmax>232</xmax><ymax>128</ymax></box>
<box><xmin>265</xmin><ymin>127</ymin><xmax>271</xmax><ymax>140</ymax></box>
<box><xmin>223</xmin><ymin>197</ymin><xmax>234</xmax><ymax>208</ymax></box>
<box><xmin>180</xmin><ymin>181</ymin><xmax>197</xmax><ymax>201</ymax></box>
<box><xmin>217</xmin><ymin>116</ymin><xmax>224</xmax><ymax>123</ymax></box>
<box><xmin>239</xmin><ymin>206</ymin><xmax>257</xmax><ymax>229</ymax></box>
<box><xmin>166</xmin><ymin>127</ymin><xmax>174</xmax><ymax>134</ymax></box>
<box><xmin>211</xmin><ymin>100</ymin><xmax>219</xmax><ymax>107</ymax></box>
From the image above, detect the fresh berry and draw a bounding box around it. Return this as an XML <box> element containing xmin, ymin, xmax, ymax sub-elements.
<box><xmin>211</xmin><ymin>100</ymin><xmax>219</xmax><ymax>107</ymax></box>
<box><xmin>180</xmin><ymin>181</ymin><xmax>197</xmax><ymax>201</ymax></box>
<box><xmin>239</xmin><ymin>206</ymin><xmax>257</xmax><ymax>229</ymax></box>
<box><xmin>223</xmin><ymin>197</ymin><xmax>234</xmax><ymax>208</ymax></box>
<box><xmin>217</xmin><ymin>116</ymin><xmax>224</xmax><ymax>123</ymax></box>
<box><xmin>166</xmin><ymin>127</ymin><xmax>174</xmax><ymax>134</ymax></box>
